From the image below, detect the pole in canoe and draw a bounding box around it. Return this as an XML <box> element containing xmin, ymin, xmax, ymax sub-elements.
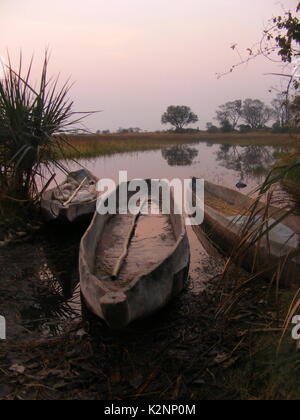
<box><xmin>63</xmin><ymin>177</ymin><xmax>87</xmax><ymax>207</ymax></box>
<box><xmin>111</xmin><ymin>199</ymin><xmax>148</xmax><ymax>280</ymax></box>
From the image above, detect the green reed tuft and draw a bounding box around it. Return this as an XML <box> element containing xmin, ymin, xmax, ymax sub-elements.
<box><xmin>0</xmin><ymin>52</ymin><xmax>88</xmax><ymax>206</ymax></box>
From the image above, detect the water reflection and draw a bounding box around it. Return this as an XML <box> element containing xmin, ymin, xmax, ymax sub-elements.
<box><xmin>215</xmin><ymin>145</ymin><xmax>284</xmax><ymax>184</ymax></box>
<box><xmin>20</xmin><ymin>223</ymin><xmax>85</xmax><ymax>336</ymax></box>
<box><xmin>162</xmin><ymin>145</ymin><xmax>199</xmax><ymax>166</ymax></box>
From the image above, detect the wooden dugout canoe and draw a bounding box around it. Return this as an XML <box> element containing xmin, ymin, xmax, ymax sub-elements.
<box><xmin>41</xmin><ymin>169</ymin><xmax>99</xmax><ymax>223</ymax></box>
<box><xmin>191</xmin><ymin>179</ymin><xmax>300</xmax><ymax>287</ymax></box>
<box><xmin>79</xmin><ymin>180</ymin><xmax>190</xmax><ymax>329</ymax></box>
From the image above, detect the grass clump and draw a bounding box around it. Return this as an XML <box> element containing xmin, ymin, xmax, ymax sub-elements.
<box><xmin>0</xmin><ymin>52</ymin><xmax>88</xmax><ymax>234</ymax></box>
<box><xmin>210</xmin><ymin>157</ymin><xmax>300</xmax><ymax>400</ymax></box>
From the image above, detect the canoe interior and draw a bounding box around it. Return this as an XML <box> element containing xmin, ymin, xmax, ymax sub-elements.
<box><xmin>80</xmin><ymin>180</ymin><xmax>190</xmax><ymax>327</ymax></box>
<box><xmin>95</xmin><ymin>200</ymin><xmax>177</xmax><ymax>291</ymax></box>
<box><xmin>192</xmin><ymin>179</ymin><xmax>300</xmax><ymax>286</ymax></box>
<box><xmin>41</xmin><ymin>169</ymin><xmax>98</xmax><ymax>222</ymax></box>
<box><xmin>90</xmin><ymin>182</ymin><xmax>184</xmax><ymax>290</ymax></box>
<box><xmin>203</xmin><ymin>181</ymin><xmax>257</xmax><ymax>216</ymax></box>
<box><xmin>83</xmin><ymin>181</ymin><xmax>186</xmax><ymax>285</ymax></box>
<box><xmin>49</xmin><ymin>172</ymin><xmax>98</xmax><ymax>205</ymax></box>
<box><xmin>203</xmin><ymin>180</ymin><xmax>300</xmax><ymax>235</ymax></box>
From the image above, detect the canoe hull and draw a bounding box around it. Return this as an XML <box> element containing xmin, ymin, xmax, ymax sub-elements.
<box><xmin>80</xmin><ymin>228</ymin><xmax>190</xmax><ymax>329</ymax></box>
<box><xmin>41</xmin><ymin>195</ymin><xmax>98</xmax><ymax>223</ymax></box>
<box><xmin>41</xmin><ymin>170</ymin><xmax>98</xmax><ymax>223</ymax></box>
<box><xmin>79</xmin><ymin>181</ymin><xmax>190</xmax><ymax>329</ymax></box>
<box><xmin>192</xmin><ymin>180</ymin><xmax>300</xmax><ymax>287</ymax></box>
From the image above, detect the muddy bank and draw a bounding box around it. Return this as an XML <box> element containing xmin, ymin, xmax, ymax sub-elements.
<box><xmin>0</xmin><ymin>243</ymin><xmax>231</xmax><ymax>401</ymax></box>
<box><xmin>0</xmin><ymin>220</ymin><xmax>230</xmax><ymax>400</ymax></box>
<box><xmin>0</xmin><ymin>219</ymin><xmax>223</xmax><ymax>344</ymax></box>
<box><xmin>0</xmin><ymin>222</ymin><xmax>297</xmax><ymax>400</ymax></box>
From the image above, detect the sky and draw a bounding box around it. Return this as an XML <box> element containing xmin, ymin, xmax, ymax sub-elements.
<box><xmin>1</xmin><ymin>0</ymin><xmax>299</xmax><ymax>132</ymax></box>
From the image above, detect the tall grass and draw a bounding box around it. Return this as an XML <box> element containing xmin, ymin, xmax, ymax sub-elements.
<box><xmin>61</xmin><ymin>132</ymin><xmax>296</xmax><ymax>160</ymax></box>
<box><xmin>0</xmin><ymin>52</ymin><xmax>87</xmax><ymax>207</ymax></box>
<box><xmin>280</xmin><ymin>144</ymin><xmax>300</xmax><ymax>188</ymax></box>
<box><xmin>218</xmin><ymin>155</ymin><xmax>300</xmax><ymax>354</ymax></box>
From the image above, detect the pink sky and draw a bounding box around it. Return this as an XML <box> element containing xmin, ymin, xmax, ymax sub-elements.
<box><xmin>1</xmin><ymin>0</ymin><xmax>298</xmax><ymax>131</ymax></box>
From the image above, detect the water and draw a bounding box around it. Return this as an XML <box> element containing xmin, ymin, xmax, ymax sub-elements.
<box><xmin>35</xmin><ymin>142</ymin><xmax>287</xmax><ymax>331</ymax></box>
<box><xmin>56</xmin><ymin>143</ymin><xmax>285</xmax><ymax>195</ymax></box>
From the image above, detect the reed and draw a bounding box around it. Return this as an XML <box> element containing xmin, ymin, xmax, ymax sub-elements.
<box><xmin>209</xmin><ymin>167</ymin><xmax>300</xmax><ymax>398</ymax></box>
<box><xmin>215</xmin><ymin>154</ymin><xmax>300</xmax><ymax>362</ymax></box>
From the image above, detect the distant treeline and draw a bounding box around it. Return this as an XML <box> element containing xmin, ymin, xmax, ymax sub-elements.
<box><xmin>92</xmin><ymin>94</ymin><xmax>297</xmax><ymax>135</ymax></box>
<box><xmin>207</xmin><ymin>96</ymin><xmax>293</xmax><ymax>134</ymax></box>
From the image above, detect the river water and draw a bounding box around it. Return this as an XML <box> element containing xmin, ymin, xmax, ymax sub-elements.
<box><xmin>58</xmin><ymin>143</ymin><xmax>284</xmax><ymax>193</ymax></box>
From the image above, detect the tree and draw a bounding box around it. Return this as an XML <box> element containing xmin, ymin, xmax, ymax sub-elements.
<box><xmin>241</xmin><ymin>99</ymin><xmax>273</xmax><ymax>129</ymax></box>
<box><xmin>218</xmin><ymin>3</ymin><xmax>300</xmax><ymax>129</ymax></box>
<box><xmin>271</xmin><ymin>94</ymin><xmax>291</xmax><ymax>128</ymax></box>
<box><xmin>206</xmin><ymin>122</ymin><xmax>219</xmax><ymax>133</ymax></box>
<box><xmin>128</xmin><ymin>127</ymin><xmax>142</xmax><ymax>133</ymax></box>
<box><xmin>217</xmin><ymin>4</ymin><xmax>300</xmax><ymax>78</ymax></box>
<box><xmin>161</xmin><ymin>106</ymin><xmax>198</xmax><ymax>131</ymax></box>
<box><xmin>117</xmin><ymin>127</ymin><xmax>142</xmax><ymax>134</ymax></box>
<box><xmin>215</xmin><ymin>100</ymin><xmax>242</xmax><ymax>130</ymax></box>
<box><xmin>220</xmin><ymin>119</ymin><xmax>233</xmax><ymax>133</ymax></box>
<box><xmin>271</xmin><ymin>4</ymin><xmax>300</xmax><ymax>64</ymax></box>
<box><xmin>239</xmin><ymin>124</ymin><xmax>252</xmax><ymax>133</ymax></box>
